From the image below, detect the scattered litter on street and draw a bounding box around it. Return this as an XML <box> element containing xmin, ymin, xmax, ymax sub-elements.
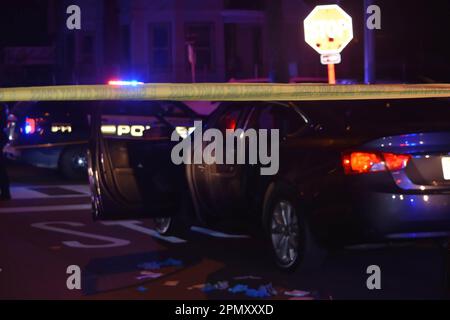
<box><xmin>141</xmin><ymin>270</ymin><xmax>163</xmax><ymax>276</ymax></box>
<box><xmin>234</xmin><ymin>275</ymin><xmax>262</xmax><ymax>280</ymax></box>
<box><xmin>188</xmin><ymin>284</ymin><xmax>205</xmax><ymax>290</ymax></box>
<box><xmin>202</xmin><ymin>283</ymin><xmax>216</xmax><ymax>293</ymax></box>
<box><xmin>245</xmin><ymin>287</ymin><xmax>270</xmax><ymax>298</ymax></box>
<box><xmin>163</xmin><ymin>258</ymin><xmax>183</xmax><ymax>267</ymax></box>
<box><xmin>215</xmin><ymin>281</ymin><xmax>229</xmax><ymax>290</ymax></box>
<box><xmin>137</xmin><ymin>262</ymin><xmax>160</xmax><ymax>270</ymax></box>
<box><xmin>289</xmin><ymin>296</ymin><xmax>314</xmax><ymax>300</ymax></box>
<box><xmin>228</xmin><ymin>284</ymin><xmax>248</xmax><ymax>294</ymax></box>
<box><xmin>137</xmin><ymin>258</ymin><xmax>183</xmax><ymax>270</ymax></box>
<box><xmin>284</xmin><ymin>290</ymin><xmax>310</xmax><ymax>297</ymax></box>
<box><xmin>202</xmin><ymin>281</ymin><xmax>229</xmax><ymax>292</ymax></box>
<box><xmin>164</xmin><ymin>280</ymin><xmax>180</xmax><ymax>287</ymax></box>
<box><xmin>228</xmin><ymin>283</ymin><xmax>277</xmax><ymax>298</ymax></box>
<box><xmin>136</xmin><ymin>271</ymin><xmax>163</xmax><ymax>280</ymax></box>
<box><xmin>245</xmin><ymin>283</ymin><xmax>277</xmax><ymax>298</ymax></box>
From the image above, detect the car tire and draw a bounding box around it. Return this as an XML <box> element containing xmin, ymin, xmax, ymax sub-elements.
<box><xmin>263</xmin><ymin>183</ymin><xmax>326</xmax><ymax>272</ymax></box>
<box><xmin>153</xmin><ymin>192</ymin><xmax>193</xmax><ymax>236</ymax></box>
<box><xmin>59</xmin><ymin>146</ymin><xmax>88</xmax><ymax>180</ymax></box>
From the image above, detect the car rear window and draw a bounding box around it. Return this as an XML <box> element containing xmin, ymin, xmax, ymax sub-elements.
<box><xmin>299</xmin><ymin>98</ymin><xmax>450</xmax><ymax>137</ymax></box>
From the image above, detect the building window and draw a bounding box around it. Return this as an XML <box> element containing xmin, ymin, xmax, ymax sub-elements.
<box><xmin>185</xmin><ymin>23</ymin><xmax>214</xmax><ymax>72</ymax></box>
<box><xmin>149</xmin><ymin>23</ymin><xmax>172</xmax><ymax>72</ymax></box>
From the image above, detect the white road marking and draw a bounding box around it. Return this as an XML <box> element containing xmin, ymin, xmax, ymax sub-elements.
<box><xmin>190</xmin><ymin>226</ymin><xmax>249</xmax><ymax>239</ymax></box>
<box><xmin>58</xmin><ymin>185</ymin><xmax>90</xmax><ymax>194</ymax></box>
<box><xmin>101</xmin><ymin>220</ymin><xmax>187</xmax><ymax>244</ymax></box>
<box><xmin>31</xmin><ymin>221</ymin><xmax>130</xmax><ymax>248</ymax></box>
<box><xmin>10</xmin><ymin>184</ymin><xmax>90</xmax><ymax>199</ymax></box>
<box><xmin>0</xmin><ymin>204</ymin><xmax>91</xmax><ymax>214</ymax></box>
<box><xmin>10</xmin><ymin>187</ymin><xmax>47</xmax><ymax>199</ymax></box>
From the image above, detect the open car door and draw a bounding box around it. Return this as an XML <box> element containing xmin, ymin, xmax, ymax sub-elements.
<box><xmin>88</xmin><ymin>100</ymin><xmax>199</xmax><ymax>220</ymax></box>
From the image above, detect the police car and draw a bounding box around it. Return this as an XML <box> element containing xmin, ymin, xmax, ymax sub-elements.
<box><xmin>4</xmin><ymin>80</ymin><xmax>202</xmax><ymax>180</ymax></box>
<box><xmin>4</xmin><ymin>100</ymin><xmax>92</xmax><ymax>179</ymax></box>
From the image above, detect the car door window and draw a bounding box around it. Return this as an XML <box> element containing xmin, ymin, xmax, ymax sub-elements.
<box><xmin>255</xmin><ymin>105</ymin><xmax>306</xmax><ymax>136</ymax></box>
<box><xmin>100</xmin><ymin>101</ymin><xmax>176</xmax><ymax>140</ymax></box>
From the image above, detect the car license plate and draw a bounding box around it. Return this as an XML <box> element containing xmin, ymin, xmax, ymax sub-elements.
<box><xmin>442</xmin><ymin>157</ymin><xmax>450</xmax><ymax>180</ymax></box>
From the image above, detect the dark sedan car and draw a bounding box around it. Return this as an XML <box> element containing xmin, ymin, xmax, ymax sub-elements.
<box><xmin>181</xmin><ymin>99</ymin><xmax>450</xmax><ymax>271</ymax></box>
<box><xmin>90</xmin><ymin>98</ymin><xmax>450</xmax><ymax>272</ymax></box>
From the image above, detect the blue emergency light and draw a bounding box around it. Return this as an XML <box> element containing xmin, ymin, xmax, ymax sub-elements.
<box><xmin>108</xmin><ymin>80</ymin><xmax>144</xmax><ymax>86</ymax></box>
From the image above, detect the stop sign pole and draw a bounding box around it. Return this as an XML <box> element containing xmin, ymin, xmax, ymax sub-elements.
<box><xmin>328</xmin><ymin>64</ymin><xmax>336</xmax><ymax>85</ymax></box>
<box><xmin>304</xmin><ymin>5</ymin><xmax>353</xmax><ymax>84</ymax></box>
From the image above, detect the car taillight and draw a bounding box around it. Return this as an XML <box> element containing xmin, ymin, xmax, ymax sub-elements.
<box><xmin>383</xmin><ymin>153</ymin><xmax>411</xmax><ymax>171</ymax></box>
<box><xmin>342</xmin><ymin>151</ymin><xmax>411</xmax><ymax>175</ymax></box>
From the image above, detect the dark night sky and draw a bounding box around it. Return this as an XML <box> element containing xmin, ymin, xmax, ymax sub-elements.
<box><xmin>307</xmin><ymin>0</ymin><xmax>450</xmax><ymax>82</ymax></box>
<box><xmin>0</xmin><ymin>0</ymin><xmax>50</xmax><ymax>46</ymax></box>
<box><xmin>1</xmin><ymin>0</ymin><xmax>450</xmax><ymax>83</ymax></box>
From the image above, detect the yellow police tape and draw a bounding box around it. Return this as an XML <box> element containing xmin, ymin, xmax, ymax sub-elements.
<box><xmin>1</xmin><ymin>83</ymin><xmax>450</xmax><ymax>102</ymax></box>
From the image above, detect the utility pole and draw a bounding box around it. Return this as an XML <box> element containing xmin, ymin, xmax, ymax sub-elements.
<box><xmin>364</xmin><ymin>0</ymin><xmax>376</xmax><ymax>84</ymax></box>
<box><xmin>266</xmin><ymin>0</ymin><xmax>289</xmax><ymax>83</ymax></box>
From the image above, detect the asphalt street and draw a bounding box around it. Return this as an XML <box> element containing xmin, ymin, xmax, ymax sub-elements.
<box><xmin>1</xmin><ymin>163</ymin><xmax>449</xmax><ymax>300</ymax></box>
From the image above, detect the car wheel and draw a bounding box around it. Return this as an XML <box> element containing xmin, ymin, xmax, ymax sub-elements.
<box><xmin>60</xmin><ymin>146</ymin><xmax>88</xmax><ymax>180</ymax></box>
<box><xmin>153</xmin><ymin>192</ymin><xmax>193</xmax><ymax>236</ymax></box>
<box><xmin>264</xmin><ymin>184</ymin><xmax>326</xmax><ymax>272</ymax></box>
<box><xmin>269</xmin><ymin>200</ymin><xmax>301</xmax><ymax>270</ymax></box>
<box><xmin>154</xmin><ymin>217</ymin><xmax>173</xmax><ymax>234</ymax></box>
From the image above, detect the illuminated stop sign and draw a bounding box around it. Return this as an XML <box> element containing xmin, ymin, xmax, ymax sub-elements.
<box><xmin>303</xmin><ymin>4</ymin><xmax>353</xmax><ymax>55</ymax></box>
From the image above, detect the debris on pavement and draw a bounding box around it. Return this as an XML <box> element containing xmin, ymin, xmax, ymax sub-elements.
<box><xmin>289</xmin><ymin>296</ymin><xmax>315</xmax><ymax>300</ymax></box>
<box><xmin>228</xmin><ymin>284</ymin><xmax>248</xmax><ymax>294</ymax></box>
<box><xmin>163</xmin><ymin>258</ymin><xmax>183</xmax><ymax>267</ymax></box>
<box><xmin>202</xmin><ymin>281</ymin><xmax>229</xmax><ymax>293</ymax></box>
<box><xmin>136</xmin><ymin>271</ymin><xmax>163</xmax><ymax>280</ymax></box>
<box><xmin>233</xmin><ymin>275</ymin><xmax>262</xmax><ymax>280</ymax></box>
<box><xmin>215</xmin><ymin>281</ymin><xmax>229</xmax><ymax>290</ymax></box>
<box><xmin>187</xmin><ymin>283</ymin><xmax>205</xmax><ymax>290</ymax></box>
<box><xmin>284</xmin><ymin>290</ymin><xmax>310</xmax><ymax>297</ymax></box>
<box><xmin>202</xmin><ymin>283</ymin><xmax>216</xmax><ymax>293</ymax></box>
<box><xmin>245</xmin><ymin>283</ymin><xmax>277</xmax><ymax>298</ymax></box>
<box><xmin>164</xmin><ymin>280</ymin><xmax>180</xmax><ymax>287</ymax></box>
<box><xmin>186</xmin><ymin>277</ymin><xmax>314</xmax><ymax>300</ymax></box>
<box><xmin>228</xmin><ymin>284</ymin><xmax>248</xmax><ymax>293</ymax></box>
<box><xmin>196</xmin><ymin>281</ymin><xmax>277</xmax><ymax>298</ymax></box>
<box><xmin>245</xmin><ymin>288</ymin><xmax>270</xmax><ymax>298</ymax></box>
<box><xmin>137</xmin><ymin>258</ymin><xmax>183</xmax><ymax>270</ymax></box>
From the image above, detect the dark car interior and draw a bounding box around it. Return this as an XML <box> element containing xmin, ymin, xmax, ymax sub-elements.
<box><xmin>91</xmin><ymin>100</ymin><xmax>200</xmax><ymax>220</ymax></box>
